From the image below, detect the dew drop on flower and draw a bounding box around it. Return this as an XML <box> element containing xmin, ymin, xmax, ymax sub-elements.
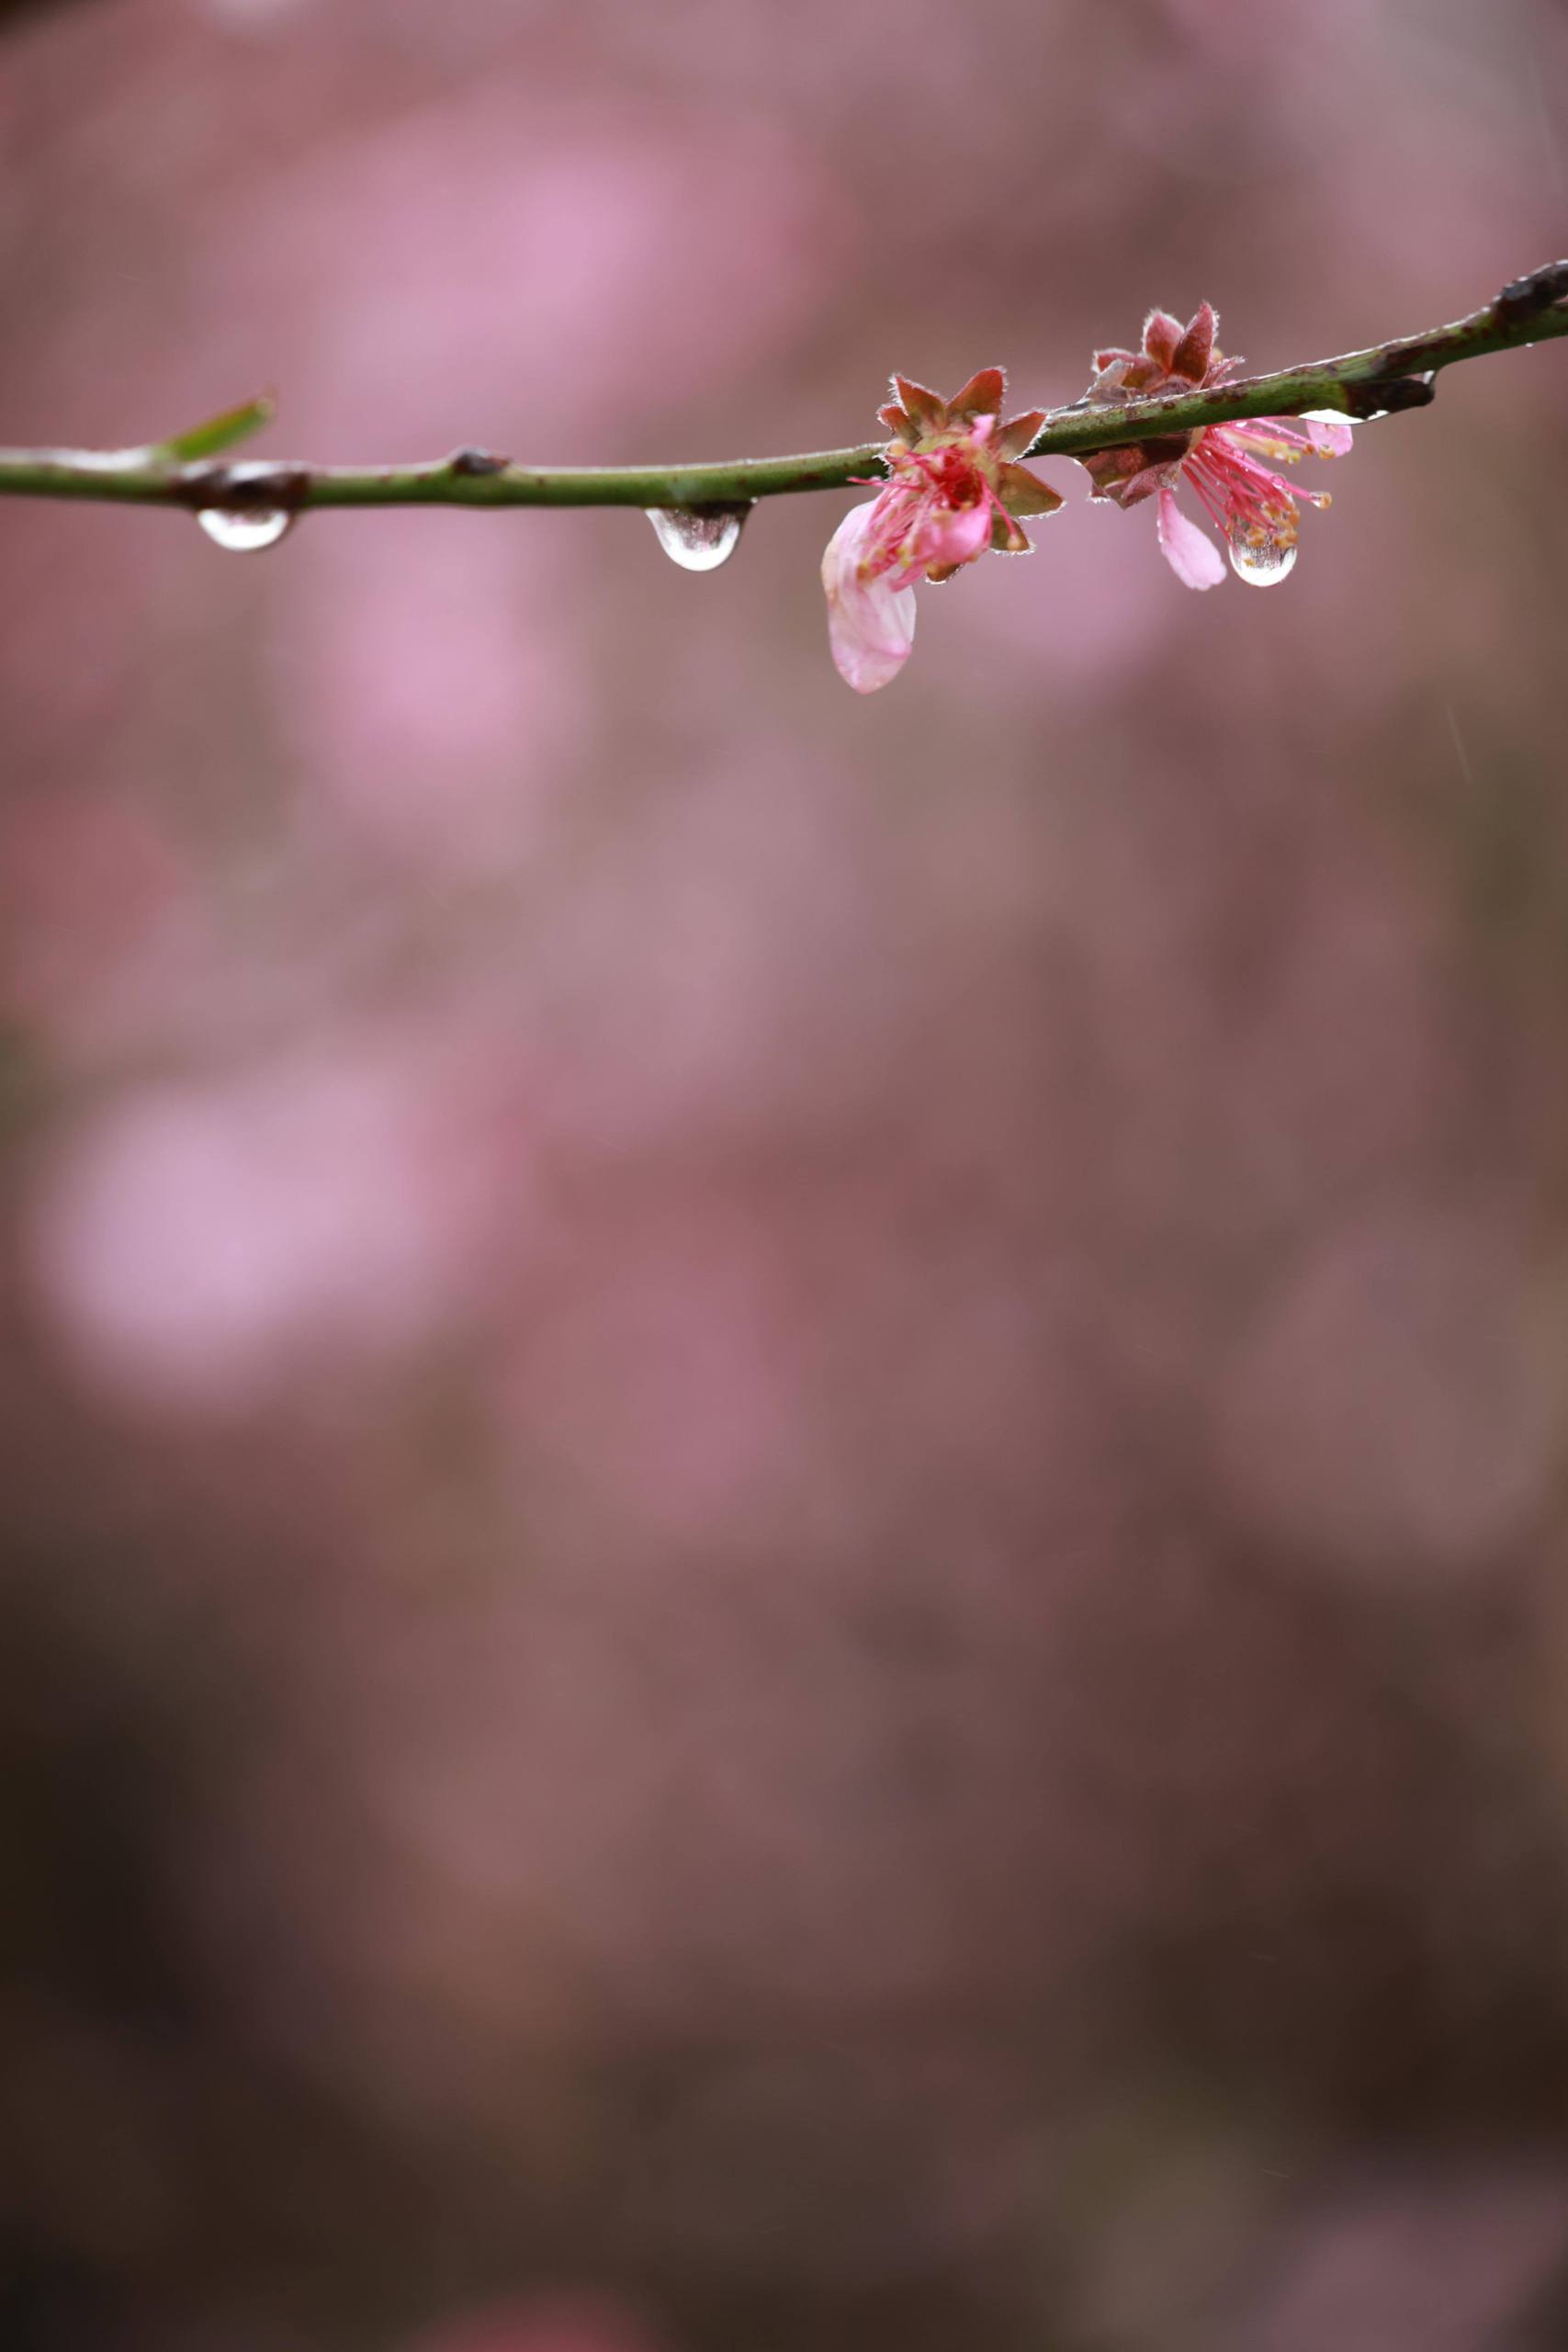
<box><xmin>645</xmin><ymin>504</ymin><xmax>750</xmax><ymax>571</ymax></box>
<box><xmin>197</xmin><ymin>506</ymin><xmax>295</xmax><ymax>552</ymax></box>
<box><xmin>1227</xmin><ymin>529</ymin><xmax>1297</xmax><ymax>587</ymax></box>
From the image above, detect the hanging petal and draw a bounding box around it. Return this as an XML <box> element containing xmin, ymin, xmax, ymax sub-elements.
<box><xmin>822</xmin><ymin>503</ymin><xmax>919</xmax><ymax>692</ymax></box>
<box><xmin>1156</xmin><ymin>485</ymin><xmax>1225</xmax><ymax>589</ymax></box>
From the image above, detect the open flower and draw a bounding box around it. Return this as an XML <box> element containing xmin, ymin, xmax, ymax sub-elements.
<box><xmin>1077</xmin><ymin>304</ymin><xmax>1353</xmax><ymax>589</ymax></box>
<box><xmin>822</xmin><ymin>369</ymin><xmax>1063</xmax><ymax>691</ymax></box>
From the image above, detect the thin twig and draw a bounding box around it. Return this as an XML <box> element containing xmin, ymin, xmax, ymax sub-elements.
<box><xmin>1</xmin><ymin>263</ymin><xmax>1563</xmax><ymax>520</ymax></box>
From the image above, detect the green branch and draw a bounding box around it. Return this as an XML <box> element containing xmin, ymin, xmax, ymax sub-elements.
<box><xmin>1</xmin><ymin>263</ymin><xmax>1563</xmax><ymax>521</ymax></box>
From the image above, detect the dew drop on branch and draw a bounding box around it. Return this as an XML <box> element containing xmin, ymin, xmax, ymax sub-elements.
<box><xmin>1227</xmin><ymin>529</ymin><xmax>1296</xmax><ymax>586</ymax></box>
<box><xmin>197</xmin><ymin>506</ymin><xmax>295</xmax><ymax>552</ymax></box>
<box><xmin>645</xmin><ymin>504</ymin><xmax>750</xmax><ymax>571</ymax></box>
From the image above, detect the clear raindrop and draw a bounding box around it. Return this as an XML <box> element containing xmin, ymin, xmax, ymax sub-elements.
<box><xmin>197</xmin><ymin>505</ymin><xmax>295</xmax><ymax>552</ymax></box>
<box><xmin>645</xmin><ymin>503</ymin><xmax>750</xmax><ymax>571</ymax></box>
<box><xmin>1228</xmin><ymin>528</ymin><xmax>1297</xmax><ymax>586</ymax></box>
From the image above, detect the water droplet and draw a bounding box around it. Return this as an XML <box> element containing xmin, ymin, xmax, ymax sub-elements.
<box><xmin>645</xmin><ymin>503</ymin><xmax>750</xmax><ymax>571</ymax></box>
<box><xmin>197</xmin><ymin>505</ymin><xmax>294</xmax><ymax>552</ymax></box>
<box><xmin>1228</xmin><ymin>528</ymin><xmax>1297</xmax><ymax>586</ymax></box>
<box><xmin>191</xmin><ymin>461</ymin><xmax>301</xmax><ymax>550</ymax></box>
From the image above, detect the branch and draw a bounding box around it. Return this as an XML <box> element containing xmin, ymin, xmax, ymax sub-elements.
<box><xmin>2</xmin><ymin>263</ymin><xmax>1564</xmax><ymax>522</ymax></box>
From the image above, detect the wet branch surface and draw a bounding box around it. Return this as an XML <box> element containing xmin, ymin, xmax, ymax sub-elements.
<box><xmin>1</xmin><ymin>263</ymin><xmax>1564</xmax><ymax>521</ymax></box>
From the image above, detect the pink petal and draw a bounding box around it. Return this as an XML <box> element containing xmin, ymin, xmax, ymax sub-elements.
<box><xmin>1303</xmin><ymin>415</ymin><xmax>1354</xmax><ymax>456</ymax></box>
<box><xmin>919</xmin><ymin>498</ymin><xmax>993</xmax><ymax>569</ymax></box>
<box><xmin>1156</xmin><ymin>485</ymin><xmax>1225</xmax><ymax>590</ymax></box>
<box><xmin>821</xmin><ymin>503</ymin><xmax>919</xmax><ymax>693</ymax></box>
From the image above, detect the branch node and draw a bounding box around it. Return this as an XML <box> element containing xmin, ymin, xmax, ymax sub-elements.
<box><xmin>447</xmin><ymin>447</ymin><xmax>510</xmax><ymax>478</ymax></box>
<box><xmin>1495</xmin><ymin>260</ymin><xmax>1568</xmax><ymax>322</ymax></box>
<box><xmin>1346</xmin><ymin>376</ymin><xmax>1436</xmax><ymax>419</ymax></box>
<box><xmin>178</xmin><ymin>459</ymin><xmax>311</xmax><ymax>511</ymax></box>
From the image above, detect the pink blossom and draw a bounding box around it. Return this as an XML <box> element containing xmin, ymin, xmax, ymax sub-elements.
<box><xmin>822</xmin><ymin>368</ymin><xmax>1062</xmax><ymax>691</ymax></box>
<box><xmin>1077</xmin><ymin>303</ymin><xmax>1354</xmax><ymax>589</ymax></box>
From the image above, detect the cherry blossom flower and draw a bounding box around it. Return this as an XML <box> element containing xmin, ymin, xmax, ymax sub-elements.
<box><xmin>1076</xmin><ymin>303</ymin><xmax>1353</xmax><ymax>590</ymax></box>
<box><xmin>822</xmin><ymin>369</ymin><xmax>1063</xmax><ymax>691</ymax></box>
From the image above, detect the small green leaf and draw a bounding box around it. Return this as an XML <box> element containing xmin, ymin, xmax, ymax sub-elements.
<box><xmin>156</xmin><ymin>391</ymin><xmax>276</xmax><ymax>463</ymax></box>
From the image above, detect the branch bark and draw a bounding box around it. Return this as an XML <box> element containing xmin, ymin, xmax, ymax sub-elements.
<box><xmin>1</xmin><ymin>263</ymin><xmax>1563</xmax><ymax>520</ymax></box>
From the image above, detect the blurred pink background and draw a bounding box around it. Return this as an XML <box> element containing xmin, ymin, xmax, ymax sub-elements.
<box><xmin>4</xmin><ymin>2</ymin><xmax>1568</xmax><ymax>2346</ymax></box>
